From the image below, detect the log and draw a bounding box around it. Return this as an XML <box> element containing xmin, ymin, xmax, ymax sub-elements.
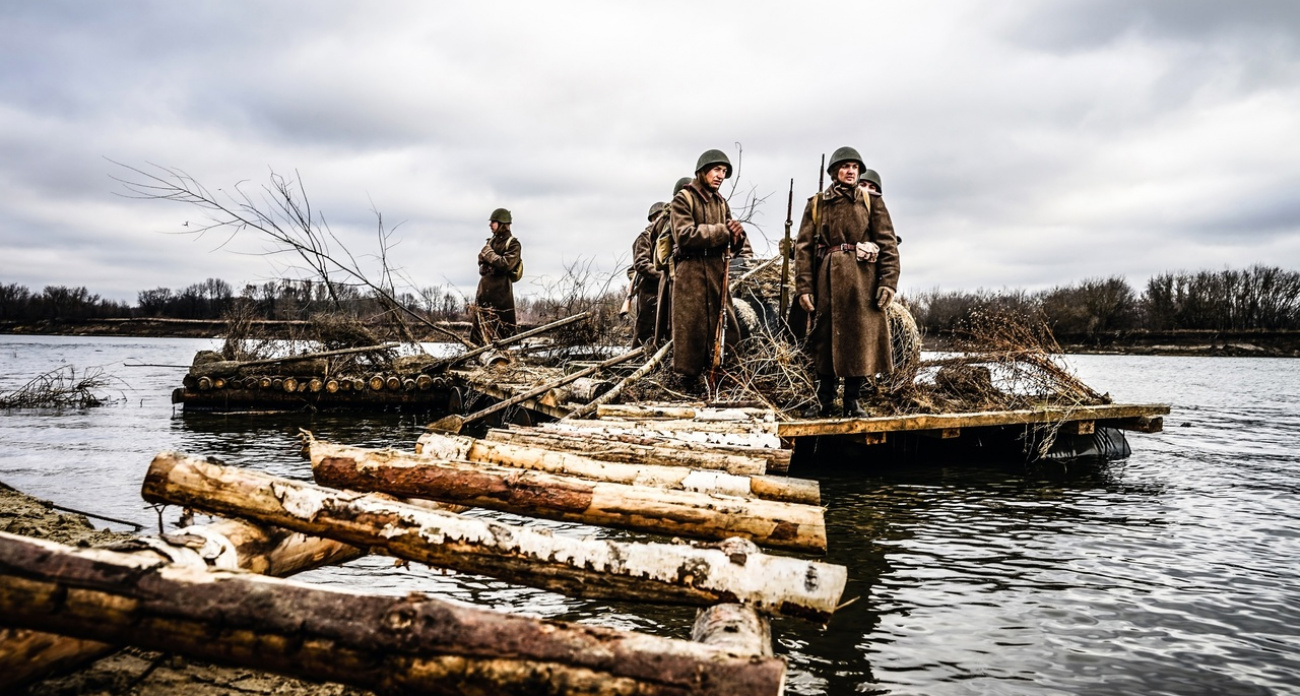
<box><xmin>312</xmin><ymin>442</ymin><xmax>826</xmax><ymax>552</ymax></box>
<box><xmin>596</xmin><ymin>404</ymin><xmax>775</xmax><ymax>421</ymax></box>
<box><xmin>0</xmin><ymin>533</ymin><xmax>787</xmax><ymax>696</ymax></box>
<box><xmin>0</xmin><ymin>518</ymin><xmax>360</xmax><ymax>691</ymax></box>
<box><xmin>565</xmin><ymin>341</ymin><xmax>673</xmax><ymax>419</ymax></box>
<box><xmin>143</xmin><ymin>453</ymin><xmax>846</xmax><ymax>620</ymax></box>
<box><xmin>413</xmin><ymin>434</ymin><xmax>817</xmax><ymax>504</ymax></box>
<box><xmin>691</xmin><ymin>541</ymin><xmax>774</xmax><ymax>657</ymax></box>
<box><xmin>422</xmin><ymin>311</ymin><xmax>593</xmax><ymax>373</ymax></box>
<box><xmin>537</xmin><ymin>377</ymin><xmax>613</xmax><ymax>408</ymax></box>
<box><xmin>541</xmin><ymin>420</ymin><xmax>785</xmax><ymax>454</ymax></box>
<box><xmin>428</xmin><ymin>347</ymin><xmax>647</xmax><ymax>434</ymax></box>
<box><xmin>490</xmin><ymin>426</ymin><xmax>792</xmax><ymax>473</ymax></box>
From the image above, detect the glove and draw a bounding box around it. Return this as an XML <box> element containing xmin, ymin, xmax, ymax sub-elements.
<box><xmin>856</xmin><ymin>241</ymin><xmax>880</xmax><ymax>262</ymax></box>
<box><xmin>876</xmin><ymin>287</ymin><xmax>895</xmax><ymax>310</ymax></box>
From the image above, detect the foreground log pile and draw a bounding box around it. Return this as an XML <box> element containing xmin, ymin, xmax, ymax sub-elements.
<box><xmin>2</xmin><ymin>403</ymin><xmax>838</xmax><ymax>695</ymax></box>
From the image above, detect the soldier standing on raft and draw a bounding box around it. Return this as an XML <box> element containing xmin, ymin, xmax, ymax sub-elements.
<box><xmin>669</xmin><ymin>150</ymin><xmax>747</xmax><ymax>392</ymax></box>
<box><xmin>631</xmin><ymin>202</ymin><xmax>666</xmax><ymax>347</ymax></box>
<box><xmin>794</xmin><ymin>147</ymin><xmax>900</xmax><ymax>417</ymax></box>
<box><xmin>652</xmin><ymin>177</ymin><xmax>694</xmax><ymax>345</ymax></box>
<box><xmin>471</xmin><ymin>207</ymin><xmax>523</xmax><ymax>345</ymax></box>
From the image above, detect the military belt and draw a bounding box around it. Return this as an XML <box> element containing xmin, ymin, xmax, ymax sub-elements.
<box><xmin>674</xmin><ymin>247</ymin><xmax>727</xmax><ymax>261</ymax></box>
<box><xmin>816</xmin><ymin>243</ymin><xmax>855</xmax><ymax>259</ymax></box>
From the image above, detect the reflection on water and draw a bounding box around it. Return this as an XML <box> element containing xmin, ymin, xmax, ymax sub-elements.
<box><xmin>2</xmin><ymin>337</ymin><xmax>1299</xmax><ymax>695</ymax></box>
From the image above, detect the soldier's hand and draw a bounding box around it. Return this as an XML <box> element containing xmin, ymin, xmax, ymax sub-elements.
<box><xmin>799</xmin><ymin>293</ymin><xmax>815</xmax><ymax>313</ymax></box>
<box><xmin>726</xmin><ymin>219</ymin><xmax>744</xmax><ymax>236</ymax></box>
<box><xmin>876</xmin><ymin>287</ymin><xmax>895</xmax><ymax>310</ymax></box>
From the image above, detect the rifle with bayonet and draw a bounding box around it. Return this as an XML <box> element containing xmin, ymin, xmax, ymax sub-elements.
<box><xmin>779</xmin><ymin>178</ymin><xmax>794</xmax><ymax>319</ymax></box>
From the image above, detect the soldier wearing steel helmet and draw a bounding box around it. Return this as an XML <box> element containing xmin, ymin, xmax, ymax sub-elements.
<box><xmin>471</xmin><ymin>207</ymin><xmax>523</xmax><ymax>345</ymax></box>
<box><xmin>631</xmin><ymin>201</ymin><xmax>667</xmax><ymax>347</ymax></box>
<box><xmin>794</xmin><ymin>146</ymin><xmax>900</xmax><ymax>417</ymax></box>
<box><xmin>651</xmin><ymin>176</ymin><xmax>694</xmax><ymax>345</ymax></box>
<box><xmin>668</xmin><ymin>149</ymin><xmax>747</xmax><ymax>389</ymax></box>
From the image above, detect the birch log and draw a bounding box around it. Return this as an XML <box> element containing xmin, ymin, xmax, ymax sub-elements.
<box><xmin>313</xmin><ymin>444</ymin><xmax>827</xmax><ymax>552</ymax></box>
<box><xmin>0</xmin><ymin>533</ymin><xmax>786</xmax><ymax>696</ymax></box>
<box><xmin>143</xmin><ymin>453</ymin><xmax>845</xmax><ymax>621</ymax></box>
<box><xmin>409</xmin><ymin>434</ymin><xmax>817</xmax><ymax>505</ymax></box>
<box><xmin>486</xmin><ymin>427</ymin><xmax>792</xmax><ymax>474</ymax></box>
<box><xmin>0</xmin><ymin>519</ymin><xmax>360</xmax><ymax>691</ymax></box>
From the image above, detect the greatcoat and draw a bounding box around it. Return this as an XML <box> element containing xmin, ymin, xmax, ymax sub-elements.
<box><xmin>793</xmin><ymin>184</ymin><xmax>900</xmax><ymax>377</ymax></box>
<box><xmin>472</xmin><ymin>229</ymin><xmax>522</xmax><ymax>344</ymax></box>
<box><xmin>669</xmin><ymin>181</ymin><xmax>741</xmax><ymax>376</ymax></box>
<box><xmin>631</xmin><ymin>215</ymin><xmax>663</xmax><ymax>347</ymax></box>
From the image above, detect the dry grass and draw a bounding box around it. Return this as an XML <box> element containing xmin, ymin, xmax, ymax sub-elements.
<box><xmin>0</xmin><ymin>366</ymin><xmax>120</xmax><ymax>409</ymax></box>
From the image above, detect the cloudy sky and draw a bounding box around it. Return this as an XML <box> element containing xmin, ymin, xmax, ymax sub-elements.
<box><xmin>3</xmin><ymin>1</ymin><xmax>1299</xmax><ymax>303</ymax></box>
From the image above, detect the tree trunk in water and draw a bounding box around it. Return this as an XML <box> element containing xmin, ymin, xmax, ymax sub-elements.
<box><xmin>142</xmin><ymin>453</ymin><xmax>845</xmax><ymax>621</ymax></box>
<box><xmin>499</xmin><ymin>424</ymin><xmax>792</xmax><ymax>473</ymax></box>
<box><xmin>0</xmin><ymin>519</ymin><xmax>360</xmax><ymax>691</ymax></box>
<box><xmin>0</xmin><ymin>532</ymin><xmax>786</xmax><ymax>696</ymax></box>
<box><xmin>313</xmin><ymin>443</ymin><xmax>826</xmax><ymax>553</ymax></box>
<box><xmin>411</xmin><ymin>434</ymin><xmax>817</xmax><ymax>505</ymax></box>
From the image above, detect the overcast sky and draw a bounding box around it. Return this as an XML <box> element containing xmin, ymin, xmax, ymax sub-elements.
<box><xmin>3</xmin><ymin>1</ymin><xmax>1299</xmax><ymax>303</ymax></box>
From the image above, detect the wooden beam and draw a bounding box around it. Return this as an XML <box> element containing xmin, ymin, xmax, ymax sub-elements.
<box><xmin>143</xmin><ymin>453</ymin><xmax>846</xmax><ymax>621</ymax></box>
<box><xmin>777</xmin><ymin>403</ymin><xmax>1171</xmax><ymax>438</ymax></box>
<box><xmin>1059</xmin><ymin>420</ymin><xmax>1095</xmax><ymax>435</ymax></box>
<box><xmin>1100</xmin><ymin>415</ymin><xmax>1164</xmax><ymax>433</ymax></box>
<box><xmin>0</xmin><ymin>533</ymin><xmax>787</xmax><ymax>696</ymax></box>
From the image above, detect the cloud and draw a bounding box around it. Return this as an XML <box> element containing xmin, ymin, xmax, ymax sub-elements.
<box><xmin>1</xmin><ymin>1</ymin><xmax>1298</xmax><ymax>303</ymax></box>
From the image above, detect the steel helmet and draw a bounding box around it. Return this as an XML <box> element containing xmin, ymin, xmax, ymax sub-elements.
<box><xmin>648</xmin><ymin>201</ymin><xmax>666</xmax><ymax>220</ymax></box>
<box><xmin>694</xmin><ymin>149</ymin><xmax>732</xmax><ymax>178</ymax></box>
<box><xmin>827</xmin><ymin>146</ymin><xmax>865</xmax><ymax>175</ymax></box>
<box><xmin>673</xmin><ymin>177</ymin><xmax>693</xmax><ymax>195</ymax></box>
<box><xmin>489</xmin><ymin>208</ymin><xmax>512</xmax><ymax>224</ymax></box>
<box><xmin>859</xmin><ymin>168</ymin><xmax>882</xmax><ymax>192</ymax></box>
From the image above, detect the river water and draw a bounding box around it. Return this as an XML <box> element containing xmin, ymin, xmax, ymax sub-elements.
<box><xmin>2</xmin><ymin>334</ymin><xmax>1297</xmax><ymax>695</ymax></box>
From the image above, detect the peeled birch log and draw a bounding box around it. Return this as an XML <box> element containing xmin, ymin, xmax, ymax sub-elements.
<box><xmin>538</xmin><ymin>377</ymin><xmax>612</xmax><ymax>408</ymax></box>
<box><xmin>538</xmin><ymin>421</ymin><xmax>789</xmax><ymax>469</ymax></box>
<box><xmin>410</xmin><ymin>434</ymin><xmax>817</xmax><ymax>505</ymax></box>
<box><xmin>143</xmin><ymin>453</ymin><xmax>844</xmax><ymax>620</ymax></box>
<box><xmin>489</xmin><ymin>427</ymin><xmax>792</xmax><ymax>473</ymax></box>
<box><xmin>0</xmin><ymin>533</ymin><xmax>786</xmax><ymax>696</ymax></box>
<box><xmin>596</xmin><ymin>405</ymin><xmax>775</xmax><ymax>421</ymax></box>
<box><xmin>313</xmin><ymin>443</ymin><xmax>827</xmax><ymax>552</ymax></box>
<box><xmin>0</xmin><ymin>518</ymin><xmax>361</xmax><ymax>691</ymax></box>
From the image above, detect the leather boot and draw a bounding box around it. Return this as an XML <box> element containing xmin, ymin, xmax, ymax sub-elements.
<box><xmin>842</xmin><ymin>376</ymin><xmax>867</xmax><ymax>418</ymax></box>
<box><xmin>802</xmin><ymin>375</ymin><xmax>837</xmax><ymax>418</ymax></box>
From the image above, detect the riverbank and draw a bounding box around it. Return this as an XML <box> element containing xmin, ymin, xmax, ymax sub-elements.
<box><xmin>0</xmin><ymin>481</ymin><xmax>373</xmax><ymax>696</ymax></box>
<box><xmin>6</xmin><ymin>319</ymin><xmax>1300</xmax><ymax>356</ymax></box>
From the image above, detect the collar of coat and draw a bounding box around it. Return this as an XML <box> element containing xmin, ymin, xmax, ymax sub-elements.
<box><xmin>686</xmin><ymin>180</ymin><xmax>725</xmax><ymax>204</ymax></box>
<box><xmin>821</xmin><ymin>181</ymin><xmax>863</xmax><ymax>204</ymax></box>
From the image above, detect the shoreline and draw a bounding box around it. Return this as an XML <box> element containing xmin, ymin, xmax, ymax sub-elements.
<box><xmin>4</xmin><ymin>320</ymin><xmax>1299</xmax><ymax>357</ymax></box>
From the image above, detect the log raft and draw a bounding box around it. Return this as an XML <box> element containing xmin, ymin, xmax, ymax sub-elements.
<box><xmin>144</xmin><ymin>452</ymin><xmax>847</xmax><ymax>621</ymax></box>
<box><xmin>0</xmin><ymin>532</ymin><xmax>787</xmax><ymax>696</ymax></box>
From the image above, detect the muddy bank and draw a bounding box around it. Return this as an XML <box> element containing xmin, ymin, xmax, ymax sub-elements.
<box><xmin>0</xmin><ymin>481</ymin><xmax>374</xmax><ymax>696</ymax></box>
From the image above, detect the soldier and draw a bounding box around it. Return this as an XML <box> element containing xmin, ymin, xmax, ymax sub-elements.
<box><xmin>794</xmin><ymin>147</ymin><xmax>900</xmax><ymax>417</ymax></box>
<box><xmin>858</xmin><ymin>168</ymin><xmax>882</xmax><ymax>194</ymax></box>
<box><xmin>652</xmin><ymin>176</ymin><xmax>693</xmax><ymax>345</ymax></box>
<box><xmin>669</xmin><ymin>150</ymin><xmax>746</xmax><ymax>390</ymax></box>
<box><xmin>631</xmin><ymin>201</ymin><xmax>666</xmax><ymax>347</ymax></box>
<box><xmin>471</xmin><ymin>207</ymin><xmax>523</xmax><ymax>345</ymax></box>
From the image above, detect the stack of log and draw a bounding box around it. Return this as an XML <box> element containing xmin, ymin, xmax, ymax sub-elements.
<box><xmin>2</xmin><ymin>402</ymin><xmax>843</xmax><ymax>694</ymax></box>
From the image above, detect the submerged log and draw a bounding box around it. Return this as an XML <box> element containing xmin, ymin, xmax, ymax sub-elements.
<box><xmin>489</xmin><ymin>427</ymin><xmax>792</xmax><ymax>473</ymax></box>
<box><xmin>690</xmin><ymin>541</ymin><xmax>774</xmax><ymax>657</ymax></box>
<box><xmin>411</xmin><ymin>434</ymin><xmax>817</xmax><ymax>504</ymax></box>
<box><xmin>313</xmin><ymin>443</ymin><xmax>826</xmax><ymax>552</ymax></box>
<box><xmin>0</xmin><ymin>518</ymin><xmax>360</xmax><ymax>691</ymax></box>
<box><xmin>144</xmin><ymin>453</ymin><xmax>845</xmax><ymax>620</ymax></box>
<box><xmin>0</xmin><ymin>533</ymin><xmax>786</xmax><ymax>696</ymax></box>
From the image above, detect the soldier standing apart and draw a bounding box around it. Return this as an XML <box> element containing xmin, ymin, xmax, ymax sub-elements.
<box><xmin>669</xmin><ymin>150</ymin><xmax>746</xmax><ymax>391</ymax></box>
<box><xmin>794</xmin><ymin>147</ymin><xmax>900</xmax><ymax>417</ymax></box>
<box><xmin>631</xmin><ymin>202</ymin><xmax>666</xmax><ymax>347</ymax></box>
<box><xmin>471</xmin><ymin>207</ymin><xmax>523</xmax><ymax>345</ymax></box>
<box><xmin>653</xmin><ymin>177</ymin><xmax>693</xmax><ymax>345</ymax></box>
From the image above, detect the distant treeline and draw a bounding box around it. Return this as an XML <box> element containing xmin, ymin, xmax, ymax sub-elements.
<box><xmin>907</xmin><ymin>265</ymin><xmax>1300</xmax><ymax>336</ymax></box>
<box><xmin>4</xmin><ymin>265</ymin><xmax>1299</xmax><ymax>336</ymax></box>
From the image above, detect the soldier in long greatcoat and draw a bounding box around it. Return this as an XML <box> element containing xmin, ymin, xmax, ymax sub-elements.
<box><xmin>631</xmin><ymin>202</ymin><xmax>665</xmax><ymax>347</ymax></box>
<box><xmin>653</xmin><ymin>176</ymin><xmax>693</xmax><ymax>345</ymax></box>
<box><xmin>794</xmin><ymin>147</ymin><xmax>900</xmax><ymax>417</ymax></box>
<box><xmin>669</xmin><ymin>150</ymin><xmax>746</xmax><ymax>390</ymax></box>
<box><xmin>471</xmin><ymin>207</ymin><xmax>523</xmax><ymax>345</ymax></box>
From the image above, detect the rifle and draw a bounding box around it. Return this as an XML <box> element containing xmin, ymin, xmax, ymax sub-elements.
<box><xmin>779</xmin><ymin>178</ymin><xmax>794</xmax><ymax>318</ymax></box>
<box><xmin>708</xmin><ymin>245</ymin><xmax>732</xmax><ymax>396</ymax></box>
<box><xmin>618</xmin><ymin>268</ymin><xmax>637</xmax><ymax>317</ymax></box>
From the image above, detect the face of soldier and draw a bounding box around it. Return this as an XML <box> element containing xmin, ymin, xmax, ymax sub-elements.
<box><xmin>836</xmin><ymin>162</ymin><xmax>859</xmax><ymax>186</ymax></box>
<box><xmin>489</xmin><ymin>221</ymin><xmax>500</xmax><ymax>233</ymax></box>
<box><xmin>702</xmin><ymin>164</ymin><xmax>728</xmax><ymax>191</ymax></box>
<box><xmin>858</xmin><ymin>179</ymin><xmax>878</xmax><ymax>193</ymax></box>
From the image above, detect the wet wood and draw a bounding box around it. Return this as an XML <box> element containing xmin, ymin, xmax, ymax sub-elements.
<box><xmin>0</xmin><ymin>519</ymin><xmax>360</xmax><ymax>691</ymax></box>
<box><xmin>693</xmin><ymin>604</ymin><xmax>773</xmax><ymax>657</ymax></box>
<box><xmin>142</xmin><ymin>453</ymin><xmax>846</xmax><ymax>620</ymax></box>
<box><xmin>312</xmin><ymin>442</ymin><xmax>827</xmax><ymax>552</ymax></box>
<box><xmin>0</xmin><ymin>533</ymin><xmax>787</xmax><ymax>696</ymax></box>
<box><xmin>408</xmin><ymin>435</ymin><xmax>817</xmax><ymax>503</ymax></box>
<box><xmin>778</xmin><ymin>403</ymin><xmax>1171</xmax><ymax>437</ymax></box>
<box><xmin>1101</xmin><ymin>415</ymin><xmax>1164</xmax><ymax>433</ymax></box>
<box><xmin>493</xmin><ymin>425</ymin><xmax>791</xmax><ymax>473</ymax></box>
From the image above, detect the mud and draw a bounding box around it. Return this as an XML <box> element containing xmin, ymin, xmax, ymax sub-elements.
<box><xmin>1</xmin><ymin>481</ymin><xmax>375</xmax><ymax>696</ymax></box>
